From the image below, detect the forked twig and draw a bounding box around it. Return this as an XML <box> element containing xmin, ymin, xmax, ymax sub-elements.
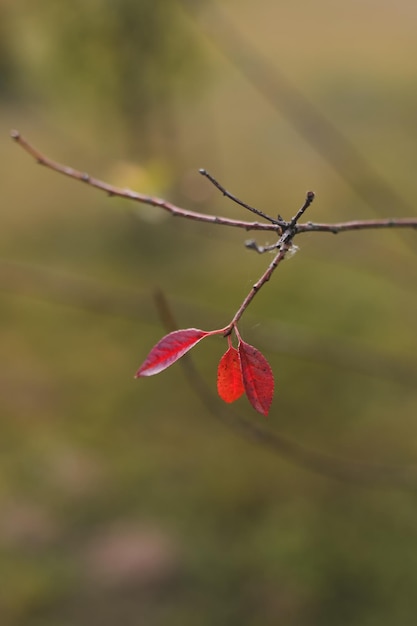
<box><xmin>225</xmin><ymin>191</ymin><xmax>315</xmax><ymax>330</ymax></box>
<box><xmin>11</xmin><ymin>131</ymin><xmax>417</xmax><ymax>236</ymax></box>
<box><xmin>296</xmin><ymin>218</ymin><xmax>417</xmax><ymax>235</ymax></box>
<box><xmin>11</xmin><ymin>129</ymin><xmax>417</xmax><ymax>337</ymax></box>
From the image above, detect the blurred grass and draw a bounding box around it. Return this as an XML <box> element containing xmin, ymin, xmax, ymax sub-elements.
<box><xmin>1</xmin><ymin>1</ymin><xmax>417</xmax><ymax>625</ymax></box>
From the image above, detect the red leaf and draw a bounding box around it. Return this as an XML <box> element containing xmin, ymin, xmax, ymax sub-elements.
<box><xmin>238</xmin><ymin>340</ymin><xmax>274</xmax><ymax>416</ymax></box>
<box><xmin>135</xmin><ymin>328</ymin><xmax>211</xmax><ymax>377</ymax></box>
<box><xmin>217</xmin><ymin>346</ymin><xmax>245</xmax><ymax>403</ymax></box>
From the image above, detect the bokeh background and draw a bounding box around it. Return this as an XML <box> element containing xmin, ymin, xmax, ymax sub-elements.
<box><xmin>1</xmin><ymin>1</ymin><xmax>417</xmax><ymax>624</ymax></box>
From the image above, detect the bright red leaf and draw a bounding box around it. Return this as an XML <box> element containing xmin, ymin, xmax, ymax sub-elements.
<box><xmin>135</xmin><ymin>328</ymin><xmax>211</xmax><ymax>377</ymax></box>
<box><xmin>217</xmin><ymin>345</ymin><xmax>245</xmax><ymax>403</ymax></box>
<box><xmin>238</xmin><ymin>339</ymin><xmax>274</xmax><ymax>416</ymax></box>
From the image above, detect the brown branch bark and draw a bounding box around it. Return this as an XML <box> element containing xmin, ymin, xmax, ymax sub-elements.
<box><xmin>11</xmin><ymin>130</ymin><xmax>417</xmax><ymax>236</ymax></box>
<box><xmin>296</xmin><ymin>218</ymin><xmax>417</xmax><ymax>235</ymax></box>
<box><xmin>11</xmin><ymin>128</ymin><xmax>417</xmax><ymax>335</ymax></box>
<box><xmin>10</xmin><ymin>130</ymin><xmax>275</xmax><ymax>233</ymax></box>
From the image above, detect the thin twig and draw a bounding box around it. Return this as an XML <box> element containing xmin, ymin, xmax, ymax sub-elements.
<box><xmin>11</xmin><ymin>130</ymin><xmax>417</xmax><ymax>235</ymax></box>
<box><xmin>289</xmin><ymin>190</ymin><xmax>315</xmax><ymax>228</ymax></box>
<box><xmin>225</xmin><ymin>190</ymin><xmax>315</xmax><ymax>328</ymax></box>
<box><xmin>227</xmin><ymin>219</ymin><xmax>299</xmax><ymax>330</ymax></box>
<box><xmin>244</xmin><ymin>239</ymin><xmax>279</xmax><ymax>253</ymax></box>
<box><xmin>245</xmin><ymin>191</ymin><xmax>315</xmax><ymax>253</ymax></box>
<box><xmin>226</xmin><ymin>245</ymin><xmax>288</xmax><ymax>331</ymax></box>
<box><xmin>199</xmin><ymin>168</ymin><xmax>281</xmax><ymax>225</ymax></box>
<box><xmin>10</xmin><ymin>130</ymin><xmax>277</xmax><ymax>234</ymax></box>
<box><xmin>12</xmin><ymin>128</ymin><xmax>416</xmax><ymax>334</ymax></box>
<box><xmin>296</xmin><ymin>218</ymin><xmax>417</xmax><ymax>235</ymax></box>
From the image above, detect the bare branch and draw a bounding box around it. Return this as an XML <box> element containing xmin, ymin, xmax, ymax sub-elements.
<box><xmin>244</xmin><ymin>239</ymin><xmax>279</xmax><ymax>253</ymax></box>
<box><xmin>290</xmin><ymin>190</ymin><xmax>315</xmax><ymax>228</ymax></box>
<box><xmin>12</xmin><ymin>129</ymin><xmax>416</xmax><ymax>335</ymax></box>
<box><xmin>10</xmin><ymin>130</ymin><xmax>277</xmax><ymax>234</ymax></box>
<box><xmin>224</xmin><ymin>191</ymin><xmax>315</xmax><ymax>328</ymax></box>
<box><xmin>11</xmin><ymin>130</ymin><xmax>417</xmax><ymax>236</ymax></box>
<box><xmin>226</xmin><ymin>245</ymin><xmax>288</xmax><ymax>331</ymax></box>
<box><xmin>199</xmin><ymin>168</ymin><xmax>282</xmax><ymax>226</ymax></box>
<box><xmin>296</xmin><ymin>218</ymin><xmax>417</xmax><ymax>235</ymax></box>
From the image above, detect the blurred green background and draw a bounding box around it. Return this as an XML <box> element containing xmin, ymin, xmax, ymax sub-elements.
<box><xmin>1</xmin><ymin>1</ymin><xmax>417</xmax><ymax>624</ymax></box>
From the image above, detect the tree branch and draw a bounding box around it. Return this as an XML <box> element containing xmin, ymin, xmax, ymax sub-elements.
<box><xmin>11</xmin><ymin>130</ymin><xmax>417</xmax><ymax>236</ymax></box>
<box><xmin>11</xmin><ymin>129</ymin><xmax>417</xmax><ymax>336</ymax></box>
<box><xmin>10</xmin><ymin>130</ymin><xmax>276</xmax><ymax>234</ymax></box>
<box><xmin>296</xmin><ymin>218</ymin><xmax>417</xmax><ymax>235</ymax></box>
<box><xmin>225</xmin><ymin>191</ymin><xmax>315</xmax><ymax>329</ymax></box>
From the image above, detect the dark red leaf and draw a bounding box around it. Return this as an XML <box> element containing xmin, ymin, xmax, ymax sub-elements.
<box><xmin>217</xmin><ymin>346</ymin><xmax>245</xmax><ymax>403</ymax></box>
<box><xmin>135</xmin><ymin>328</ymin><xmax>211</xmax><ymax>377</ymax></box>
<box><xmin>238</xmin><ymin>339</ymin><xmax>274</xmax><ymax>416</ymax></box>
